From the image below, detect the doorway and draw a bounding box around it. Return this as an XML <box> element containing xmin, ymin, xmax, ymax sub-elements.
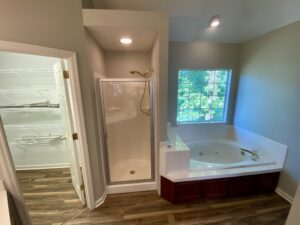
<box><xmin>0</xmin><ymin>51</ymin><xmax>85</xmax><ymax>225</ymax></box>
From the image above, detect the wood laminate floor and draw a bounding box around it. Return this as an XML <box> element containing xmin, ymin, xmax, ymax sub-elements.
<box><xmin>17</xmin><ymin>168</ymin><xmax>84</xmax><ymax>225</ymax></box>
<box><xmin>16</xmin><ymin>170</ymin><xmax>291</xmax><ymax>225</ymax></box>
<box><xmin>65</xmin><ymin>191</ymin><xmax>291</xmax><ymax>225</ymax></box>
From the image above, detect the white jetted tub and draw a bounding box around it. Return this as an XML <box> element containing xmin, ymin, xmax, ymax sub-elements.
<box><xmin>189</xmin><ymin>139</ymin><xmax>275</xmax><ymax>171</ymax></box>
<box><xmin>160</xmin><ymin>125</ymin><xmax>287</xmax><ymax>182</ymax></box>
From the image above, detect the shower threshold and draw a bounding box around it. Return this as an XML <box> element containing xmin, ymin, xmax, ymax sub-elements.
<box><xmin>106</xmin><ymin>181</ymin><xmax>157</xmax><ymax>194</ymax></box>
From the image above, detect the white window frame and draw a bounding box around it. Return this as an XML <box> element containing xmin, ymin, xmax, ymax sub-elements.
<box><xmin>176</xmin><ymin>69</ymin><xmax>232</xmax><ymax>125</ymax></box>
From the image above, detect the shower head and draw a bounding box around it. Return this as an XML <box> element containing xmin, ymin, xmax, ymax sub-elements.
<box><xmin>130</xmin><ymin>69</ymin><xmax>153</xmax><ymax>78</ymax></box>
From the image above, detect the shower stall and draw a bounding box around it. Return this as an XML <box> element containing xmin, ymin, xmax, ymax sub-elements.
<box><xmin>97</xmin><ymin>79</ymin><xmax>155</xmax><ymax>185</ymax></box>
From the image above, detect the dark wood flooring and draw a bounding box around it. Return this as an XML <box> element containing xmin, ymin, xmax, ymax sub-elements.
<box><xmin>16</xmin><ymin>170</ymin><xmax>291</xmax><ymax>225</ymax></box>
<box><xmin>16</xmin><ymin>168</ymin><xmax>84</xmax><ymax>225</ymax></box>
<box><xmin>65</xmin><ymin>191</ymin><xmax>290</xmax><ymax>225</ymax></box>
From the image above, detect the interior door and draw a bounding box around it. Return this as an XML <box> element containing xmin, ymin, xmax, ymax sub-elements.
<box><xmin>53</xmin><ymin>61</ymin><xmax>85</xmax><ymax>205</ymax></box>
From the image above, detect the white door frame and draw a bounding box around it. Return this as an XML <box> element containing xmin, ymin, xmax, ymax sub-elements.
<box><xmin>0</xmin><ymin>117</ymin><xmax>32</xmax><ymax>224</ymax></box>
<box><xmin>0</xmin><ymin>40</ymin><xmax>94</xmax><ymax>224</ymax></box>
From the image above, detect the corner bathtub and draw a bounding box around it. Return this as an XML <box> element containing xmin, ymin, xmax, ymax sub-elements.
<box><xmin>189</xmin><ymin>139</ymin><xmax>275</xmax><ymax>171</ymax></box>
<box><xmin>160</xmin><ymin>125</ymin><xmax>287</xmax><ymax>183</ymax></box>
<box><xmin>160</xmin><ymin>126</ymin><xmax>288</xmax><ymax>203</ymax></box>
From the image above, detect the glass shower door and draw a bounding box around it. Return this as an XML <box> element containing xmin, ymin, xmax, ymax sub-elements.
<box><xmin>99</xmin><ymin>80</ymin><xmax>154</xmax><ymax>184</ymax></box>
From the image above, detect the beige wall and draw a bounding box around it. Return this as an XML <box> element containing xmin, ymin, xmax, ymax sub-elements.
<box><xmin>85</xmin><ymin>30</ymin><xmax>106</xmax><ymax>77</ymax></box>
<box><xmin>105</xmin><ymin>51</ymin><xmax>151</xmax><ymax>78</ymax></box>
<box><xmin>286</xmin><ymin>184</ymin><xmax>300</xmax><ymax>225</ymax></box>
<box><xmin>150</xmin><ymin>35</ymin><xmax>161</xmax><ymax>188</ymax></box>
<box><xmin>0</xmin><ymin>0</ymin><xmax>105</xmax><ymax>205</ymax></box>
<box><xmin>84</xmin><ymin>28</ymin><xmax>107</xmax><ymax>198</ymax></box>
<box><xmin>168</xmin><ymin>41</ymin><xmax>241</xmax><ymax>126</ymax></box>
<box><xmin>82</xmin><ymin>0</ymin><xmax>94</xmax><ymax>9</ymax></box>
<box><xmin>234</xmin><ymin>21</ymin><xmax>300</xmax><ymax>197</ymax></box>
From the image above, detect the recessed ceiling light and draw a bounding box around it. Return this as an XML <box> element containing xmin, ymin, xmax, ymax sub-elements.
<box><xmin>209</xmin><ymin>16</ymin><xmax>221</xmax><ymax>27</ymax></box>
<box><xmin>120</xmin><ymin>37</ymin><xmax>132</xmax><ymax>45</ymax></box>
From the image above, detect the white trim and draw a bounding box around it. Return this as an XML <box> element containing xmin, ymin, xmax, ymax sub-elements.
<box><xmin>0</xmin><ymin>40</ymin><xmax>95</xmax><ymax>222</ymax></box>
<box><xmin>93</xmin><ymin>73</ymin><xmax>108</xmax><ymax>207</ymax></box>
<box><xmin>106</xmin><ymin>182</ymin><xmax>157</xmax><ymax>194</ymax></box>
<box><xmin>0</xmin><ymin>40</ymin><xmax>74</xmax><ymax>58</ymax></box>
<box><xmin>94</xmin><ymin>190</ymin><xmax>107</xmax><ymax>208</ymax></box>
<box><xmin>0</xmin><ymin>180</ymin><xmax>12</xmax><ymax>225</ymax></box>
<box><xmin>175</xmin><ymin>69</ymin><xmax>232</xmax><ymax>125</ymax></box>
<box><xmin>100</xmin><ymin>78</ymin><xmax>151</xmax><ymax>82</ymax></box>
<box><xmin>276</xmin><ymin>187</ymin><xmax>293</xmax><ymax>203</ymax></box>
<box><xmin>0</xmin><ymin>117</ymin><xmax>32</xmax><ymax>225</ymax></box>
<box><xmin>65</xmin><ymin>55</ymin><xmax>94</xmax><ymax>209</ymax></box>
<box><xmin>15</xmin><ymin>163</ymin><xmax>70</xmax><ymax>171</ymax></box>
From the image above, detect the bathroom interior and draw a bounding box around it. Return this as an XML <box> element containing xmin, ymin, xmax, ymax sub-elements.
<box><xmin>0</xmin><ymin>1</ymin><xmax>300</xmax><ymax>225</ymax></box>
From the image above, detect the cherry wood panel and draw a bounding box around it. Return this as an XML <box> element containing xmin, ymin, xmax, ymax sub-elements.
<box><xmin>161</xmin><ymin>172</ymin><xmax>280</xmax><ymax>204</ymax></box>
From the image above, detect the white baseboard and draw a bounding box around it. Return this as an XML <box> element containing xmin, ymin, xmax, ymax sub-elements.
<box><xmin>94</xmin><ymin>190</ymin><xmax>107</xmax><ymax>208</ymax></box>
<box><xmin>15</xmin><ymin>163</ymin><xmax>70</xmax><ymax>171</ymax></box>
<box><xmin>107</xmin><ymin>182</ymin><xmax>157</xmax><ymax>194</ymax></box>
<box><xmin>276</xmin><ymin>187</ymin><xmax>293</xmax><ymax>203</ymax></box>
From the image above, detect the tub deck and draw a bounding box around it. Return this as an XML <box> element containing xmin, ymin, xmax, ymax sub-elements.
<box><xmin>162</xmin><ymin>127</ymin><xmax>287</xmax><ymax>183</ymax></box>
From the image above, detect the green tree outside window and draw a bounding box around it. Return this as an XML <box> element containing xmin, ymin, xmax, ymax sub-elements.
<box><xmin>177</xmin><ymin>70</ymin><xmax>230</xmax><ymax>123</ymax></box>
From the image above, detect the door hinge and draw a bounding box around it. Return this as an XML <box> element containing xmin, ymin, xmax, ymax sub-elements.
<box><xmin>72</xmin><ymin>133</ymin><xmax>78</xmax><ymax>140</ymax></box>
<box><xmin>80</xmin><ymin>184</ymin><xmax>84</xmax><ymax>191</ymax></box>
<box><xmin>63</xmin><ymin>70</ymin><xmax>70</xmax><ymax>79</ymax></box>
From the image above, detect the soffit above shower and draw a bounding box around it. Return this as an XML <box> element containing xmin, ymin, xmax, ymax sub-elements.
<box><xmin>87</xmin><ymin>26</ymin><xmax>158</xmax><ymax>51</ymax></box>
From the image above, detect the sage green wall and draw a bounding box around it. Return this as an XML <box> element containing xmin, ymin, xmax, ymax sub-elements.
<box><xmin>234</xmin><ymin>21</ymin><xmax>300</xmax><ymax>197</ymax></box>
<box><xmin>168</xmin><ymin>41</ymin><xmax>241</xmax><ymax>126</ymax></box>
<box><xmin>0</xmin><ymin>0</ymin><xmax>105</xmax><ymax>204</ymax></box>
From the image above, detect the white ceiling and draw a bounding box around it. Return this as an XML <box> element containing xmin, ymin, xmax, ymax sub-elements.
<box><xmin>90</xmin><ymin>0</ymin><xmax>300</xmax><ymax>43</ymax></box>
<box><xmin>87</xmin><ymin>26</ymin><xmax>157</xmax><ymax>51</ymax></box>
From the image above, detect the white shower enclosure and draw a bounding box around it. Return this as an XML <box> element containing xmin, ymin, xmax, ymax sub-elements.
<box><xmin>97</xmin><ymin>79</ymin><xmax>155</xmax><ymax>184</ymax></box>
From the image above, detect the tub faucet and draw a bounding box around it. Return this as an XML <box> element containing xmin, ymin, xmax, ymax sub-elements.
<box><xmin>167</xmin><ymin>139</ymin><xmax>173</xmax><ymax>148</ymax></box>
<box><xmin>240</xmin><ymin>148</ymin><xmax>260</xmax><ymax>161</ymax></box>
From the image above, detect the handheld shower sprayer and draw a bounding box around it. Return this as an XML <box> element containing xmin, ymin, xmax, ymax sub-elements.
<box><xmin>130</xmin><ymin>69</ymin><xmax>153</xmax><ymax>78</ymax></box>
<box><xmin>130</xmin><ymin>69</ymin><xmax>153</xmax><ymax>116</ymax></box>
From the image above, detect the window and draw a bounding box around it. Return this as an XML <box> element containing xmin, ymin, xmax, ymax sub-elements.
<box><xmin>177</xmin><ymin>69</ymin><xmax>231</xmax><ymax>123</ymax></box>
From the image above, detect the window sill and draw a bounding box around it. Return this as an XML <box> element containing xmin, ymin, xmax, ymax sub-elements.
<box><xmin>176</xmin><ymin>121</ymin><xmax>229</xmax><ymax>125</ymax></box>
